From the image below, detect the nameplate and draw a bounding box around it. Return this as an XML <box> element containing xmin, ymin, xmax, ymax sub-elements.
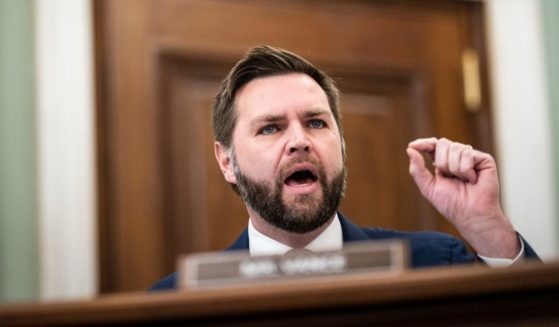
<box><xmin>178</xmin><ymin>240</ymin><xmax>408</xmax><ymax>290</ymax></box>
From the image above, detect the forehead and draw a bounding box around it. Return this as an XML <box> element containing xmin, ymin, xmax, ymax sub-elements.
<box><xmin>234</xmin><ymin>73</ymin><xmax>331</xmax><ymax>119</ymax></box>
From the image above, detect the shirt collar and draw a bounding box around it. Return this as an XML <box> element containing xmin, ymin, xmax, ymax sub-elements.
<box><xmin>248</xmin><ymin>214</ymin><xmax>343</xmax><ymax>256</ymax></box>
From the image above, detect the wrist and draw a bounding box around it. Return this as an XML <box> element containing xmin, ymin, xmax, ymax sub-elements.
<box><xmin>456</xmin><ymin>214</ymin><xmax>520</xmax><ymax>259</ymax></box>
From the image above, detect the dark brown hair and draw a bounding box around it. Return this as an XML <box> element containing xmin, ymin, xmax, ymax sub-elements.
<box><xmin>212</xmin><ymin>45</ymin><xmax>343</xmax><ymax>149</ymax></box>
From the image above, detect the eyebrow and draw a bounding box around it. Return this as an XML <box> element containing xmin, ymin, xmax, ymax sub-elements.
<box><xmin>303</xmin><ymin>109</ymin><xmax>330</xmax><ymax>118</ymax></box>
<box><xmin>249</xmin><ymin>114</ymin><xmax>284</xmax><ymax>130</ymax></box>
<box><xmin>250</xmin><ymin>109</ymin><xmax>331</xmax><ymax>127</ymax></box>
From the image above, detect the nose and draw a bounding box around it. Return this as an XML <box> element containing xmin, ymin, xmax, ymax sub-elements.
<box><xmin>286</xmin><ymin>124</ymin><xmax>311</xmax><ymax>155</ymax></box>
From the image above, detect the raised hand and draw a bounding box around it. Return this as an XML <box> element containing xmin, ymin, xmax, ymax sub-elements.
<box><xmin>406</xmin><ymin>137</ymin><xmax>520</xmax><ymax>259</ymax></box>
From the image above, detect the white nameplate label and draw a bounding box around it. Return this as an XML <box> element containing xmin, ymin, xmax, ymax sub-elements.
<box><xmin>178</xmin><ymin>240</ymin><xmax>408</xmax><ymax>290</ymax></box>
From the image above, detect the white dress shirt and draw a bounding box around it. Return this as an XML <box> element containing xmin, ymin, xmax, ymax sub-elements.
<box><xmin>248</xmin><ymin>214</ymin><xmax>343</xmax><ymax>256</ymax></box>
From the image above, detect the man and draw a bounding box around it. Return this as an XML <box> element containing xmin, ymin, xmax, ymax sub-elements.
<box><xmin>150</xmin><ymin>45</ymin><xmax>538</xmax><ymax>290</ymax></box>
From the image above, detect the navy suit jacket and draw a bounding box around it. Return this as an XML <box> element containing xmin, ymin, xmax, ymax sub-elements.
<box><xmin>149</xmin><ymin>213</ymin><xmax>539</xmax><ymax>291</ymax></box>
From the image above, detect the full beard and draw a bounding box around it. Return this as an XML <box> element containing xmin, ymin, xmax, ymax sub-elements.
<box><xmin>232</xmin><ymin>157</ymin><xmax>347</xmax><ymax>234</ymax></box>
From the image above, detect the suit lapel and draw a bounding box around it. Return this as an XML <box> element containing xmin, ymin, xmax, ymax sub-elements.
<box><xmin>338</xmin><ymin>212</ymin><xmax>369</xmax><ymax>242</ymax></box>
<box><xmin>225</xmin><ymin>229</ymin><xmax>249</xmax><ymax>251</ymax></box>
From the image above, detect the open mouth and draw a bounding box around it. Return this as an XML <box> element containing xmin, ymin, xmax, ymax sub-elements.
<box><xmin>284</xmin><ymin>169</ymin><xmax>318</xmax><ymax>187</ymax></box>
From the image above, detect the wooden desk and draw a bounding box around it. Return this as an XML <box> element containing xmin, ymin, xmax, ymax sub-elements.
<box><xmin>1</xmin><ymin>261</ymin><xmax>558</xmax><ymax>326</ymax></box>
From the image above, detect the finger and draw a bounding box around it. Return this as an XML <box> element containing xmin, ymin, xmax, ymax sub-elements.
<box><xmin>448</xmin><ymin>142</ymin><xmax>463</xmax><ymax>177</ymax></box>
<box><xmin>469</xmin><ymin>149</ymin><xmax>497</xmax><ymax>183</ymax></box>
<box><xmin>459</xmin><ymin>147</ymin><xmax>478</xmax><ymax>183</ymax></box>
<box><xmin>433</xmin><ymin>138</ymin><xmax>451</xmax><ymax>177</ymax></box>
<box><xmin>407</xmin><ymin>137</ymin><xmax>437</xmax><ymax>154</ymax></box>
<box><xmin>406</xmin><ymin>147</ymin><xmax>434</xmax><ymax>197</ymax></box>
<box><xmin>472</xmin><ymin>150</ymin><xmax>497</xmax><ymax>172</ymax></box>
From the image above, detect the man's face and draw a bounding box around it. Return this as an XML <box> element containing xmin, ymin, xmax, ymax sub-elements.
<box><xmin>220</xmin><ymin>73</ymin><xmax>346</xmax><ymax>233</ymax></box>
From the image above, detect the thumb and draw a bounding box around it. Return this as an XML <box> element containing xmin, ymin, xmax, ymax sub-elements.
<box><xmin>406</xmin><ymin>147</ymin><xmax>434</xmax><ymax>197</ymax></box>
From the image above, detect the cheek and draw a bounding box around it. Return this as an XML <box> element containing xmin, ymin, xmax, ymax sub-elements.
<box><xmin>236</xmin><ymin>148</ymin><xmax>279</xmax><ymax>180</ymax></box>
<box><xmin>331</xmin><ymin>151</ymin><xmax>345</xmax><ymax>175</ymax></box>
<box><xmin>321</xmin><ymin>135</ymin><xmax>344</xmax><ymax>168</ymax></box>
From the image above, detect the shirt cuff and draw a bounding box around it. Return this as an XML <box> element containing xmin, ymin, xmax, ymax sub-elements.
<box><xmin>477</xmin><ymin>235</ymin><xmax>525</xmax><ymax>267</ymax></box>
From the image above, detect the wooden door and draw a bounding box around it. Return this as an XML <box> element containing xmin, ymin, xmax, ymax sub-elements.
<box><xmin>94</xmin><ymin>0</ymin><xmax>492</xmax><ymax>292</ymax></box>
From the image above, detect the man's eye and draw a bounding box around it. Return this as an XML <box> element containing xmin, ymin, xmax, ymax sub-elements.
<box><xmin>259</xmin><ymin>125</ymin><xmax>278</xmax><ymax>135</ymax></box>
<box><xmin>308</xmin><ymin>119</ymin><xmax>325</xmax><ymax>129</ymax></box>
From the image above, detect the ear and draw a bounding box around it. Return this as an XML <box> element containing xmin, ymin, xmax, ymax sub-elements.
<box><xmin>214</xmin><ymin>142</ymin><xmax>237</xmax><ymax>184</ymax></box>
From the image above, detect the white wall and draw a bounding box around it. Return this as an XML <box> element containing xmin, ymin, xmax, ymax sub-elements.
<box><xmin>486</xmin><ymin>0</ymin><xmax>558</xmax><ymax>259</ymax></box>
<box><xmin>35</xmin><ymin>0</ymin><xmax>97</xmax><ymax>299</ymax></box>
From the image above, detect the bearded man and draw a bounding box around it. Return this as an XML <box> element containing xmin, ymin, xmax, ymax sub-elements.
<box><xmin>150</xmin><ymin>45</ymin><xmax>539</xmax><ymax>291</ymax></box>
